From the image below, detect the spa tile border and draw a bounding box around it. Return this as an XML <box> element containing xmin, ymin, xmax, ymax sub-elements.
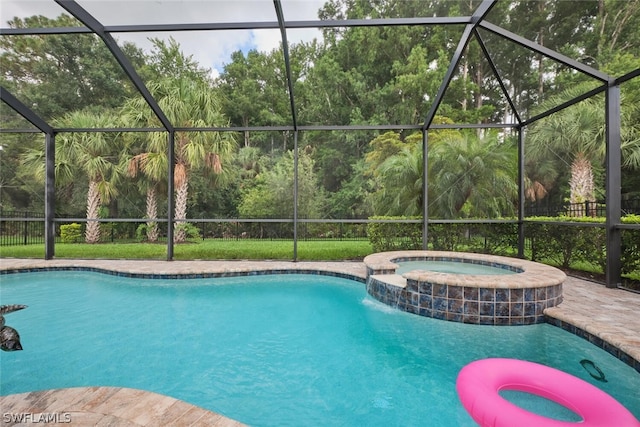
<box><xmin>367</xmin><ymin>274</ymin><xmax>562</xmax><ymax>325</ymax></box>
<box><xmin>364</xmin><ymin>250</ymin><xmax>566</xmax><ymax>326</ymax></box>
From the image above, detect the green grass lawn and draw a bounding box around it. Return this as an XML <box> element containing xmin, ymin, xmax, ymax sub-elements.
<box><xmin>0</xmin><ymin>239</ymin><xmax>374</xmax><ymax>261</ymax></box>
<box><xmin>2</xmin><ymin>239</ymin><xmax>637</xmax><ymax>288</ymax></box>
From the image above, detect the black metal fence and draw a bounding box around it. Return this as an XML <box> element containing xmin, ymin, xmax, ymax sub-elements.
<box><xmin>1</xmin><ymin>198</ymin><xmax>638</xmax><ymax>246</ymax></box>
<box><xmin>194</xmin><ymin>220</ymin><xmax>368</xmax><ymax>241</ymax></box>
<box><xmin>525</xmin><ymin>198</ymin><xmax>640</xmax><ymax>217</ymax></box>
<box><xmin>0</xmin><ymin>215</ymin><xmax>370</xmax><ymax>246</ymax></box>
<box><xmin>0</xmin><ymin>210</ymin><xmax>45</xmax><ymax>246</ymax></box>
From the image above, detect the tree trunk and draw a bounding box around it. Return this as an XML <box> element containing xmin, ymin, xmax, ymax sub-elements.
<box><xmin>569</xmin><ymin>152</ymin><xmax>595</xmax><ymax>216</ymax></box>
<box><xmin>174</xmin><ymin>179</ymin><xmax>189</xmax><ymax>243</ymax></box>
<box><xmin>460</xmin><ymin>45</ymin><xmax>469</xmax><ymax>111</ymax></box>
<box><xmin>85</xmin><ymin>180</ymin><xmax>101</xmax><ymax>244</ymax></box>
<box><xmin>243</xmin><ymin>116</ymin><xmax>250</xmax><ymax>147</ymax></box>
<box><xmin>146</xmin><ymin>187</ymin><xmax>159</xmax><ymax>242</ymax></box>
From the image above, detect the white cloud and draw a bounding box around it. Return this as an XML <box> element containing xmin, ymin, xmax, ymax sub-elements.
<box><xmin>1</xmin><ymin>0</ymin><xmax>325</xmax><ymax>78</ymax></box>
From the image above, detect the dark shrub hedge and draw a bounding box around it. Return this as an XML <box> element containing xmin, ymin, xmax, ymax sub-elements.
<box><xmin>367</xmin><ymin>215</ymin><xmax>640</xmax><ymax>279</ymax></box>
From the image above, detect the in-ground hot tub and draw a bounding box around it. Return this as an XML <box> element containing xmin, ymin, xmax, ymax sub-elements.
<box><xmin>364</xmin><ymin>251</ymin><xmax>566</xmax><ymax>325</ymax></box>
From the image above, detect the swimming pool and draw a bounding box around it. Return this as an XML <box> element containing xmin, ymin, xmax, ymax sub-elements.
<box><xmin>1</xmin><ymin>270</ymin><xmax>639</xmax><ymax>426</ymax></box>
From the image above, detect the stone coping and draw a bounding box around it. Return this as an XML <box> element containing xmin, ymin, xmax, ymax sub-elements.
<box><xmin>0</xmin><ymin>387</ymin><xmax>246</xmax><ymax>426</ymax></box>
<box><xmin>364</xmin><ymin>250</ymin><xmax>566</xmax><ymax>288</ymax></box>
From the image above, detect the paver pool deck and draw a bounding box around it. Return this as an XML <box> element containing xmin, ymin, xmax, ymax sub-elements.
<box><xmin>1</xmin><ymin>258</ymin><xmax>639</xmax><ymax>426</ymax></box>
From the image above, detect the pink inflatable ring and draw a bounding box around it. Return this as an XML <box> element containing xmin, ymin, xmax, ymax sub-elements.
<box><xmin>456</xmin><ymin>358</ymin><xmax>640</xmax><ymax>427</ymax></box>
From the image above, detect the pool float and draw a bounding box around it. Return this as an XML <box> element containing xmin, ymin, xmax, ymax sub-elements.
<box><xmin>456</xmin><ymin>358</ymin><xmax>640</xmax><ymax>427</ymax></box>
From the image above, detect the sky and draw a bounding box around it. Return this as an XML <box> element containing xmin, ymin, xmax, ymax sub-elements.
<box><xmin>0</xmin><ymin>0</ymin><xmax>326</xmax><ymax>78</ymax></box>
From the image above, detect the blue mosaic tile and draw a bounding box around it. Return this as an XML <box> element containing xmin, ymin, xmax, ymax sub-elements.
<box><xmin>524</xmin><ymin>288</ymin><xmax>534</xmax><ymax>301</ymax></box>
<box><xmin>510</xmin><ymin>302</ymin><xmax>523</xmax><ymax>317</ymax></box>
<box><xmin>433</xmin><ymin>284</ymin><xmax>447</xmax><ymax>297</ymax></box>
<box><xmin>480</xmin><ymin>288</ymin><xmax>495</xmax><ymax>301</ymax></box>
<box><xmin>479</xmin><ymin>316</ymin><xmax>495</xmax><ymax>325</ymax></box>
<box><xmin>433</xmin><ymin>297</ymin><xmax>447</xmax><ymax>312</ymax></box>
<box><xmin>448</xmin><ymin>298</ymin><xmax>463</xmax><ymax>314</ymax></box>
<box><xmin>535</xmin><ymin>301</ymin><xmax>546</xmax><ymax>315</ymax></box>
<box><xmin>432</xmin><ymin>311</ymin><xmax>446</xmax><ymax>320</ymax></box>
<box><xmin>495</xmin><ymin>302</ymin><xmax>510</xmax><ymax>317</ymax></box>
<box><xmin>4</xmin><ymin>266</ymin><xmax>368</xmax><ymax>284</ymax></box>
<box><xmin>520</xmin><ymin>316</ymin><xmax>538</xmax><ymax>325</ymax></box>
<box><xmin>463</xmin><ymin>301</ymin><xmax>479</xmax><ymax>316</ymax></box>
<box><xmin>410</xmin><ymin>291</ymin><xmax>420</xmax><ymax>306</ymax></box>
<box><xmin>418</xmin><ymin>282</ymin><xmax>432</xmax><ymax>294</ymax></box>
<box><xmin>509</xmin><ymin>288</ymin><xmax>523</xmax><ymax>303</ymax></box>
<box><xmin>495</xmin><ymin>289</ymin><xmax>509</xmax><ymax>302</ymax></box>
<box><xmin>406</xmin><ymin>279</ymin><xmax>419</xmax><ymax>292</ymax></box>
<box><xmin>524</xmin><ymin>302</ymin><xmax>536</xmax><ymax>316</ymax></box>
<box><xmin>419</xmin><ymin>294</ymin><xmax>432</xmax><ymax>309</ymax></box>
<box><xmin>446</xmin><ymin>312</ymin><xmax>463</xmax><ymax>322</ymax></box>
<box><xmin>462</xmin><ymin>315</ymin><xmax>479</xmax><ymax>324</ymax></box>
<box><xmin>479</xmin><ymin>302</ymin><xmax>494</xmax><ymax>316</ymax></box>
<box><xmin>463</xmin><ymin>287</ymin><xmax>478</xmax><ymax>301</ymax></box>
<box><xmin>419</xmin><ymin>307</ymin><xmax>432</xmax><ymax>317</ymax></box>
<box><xmin>448</xmin><ymin>286</ymin><xmax>462</xmax><ymax>300</ymax></box>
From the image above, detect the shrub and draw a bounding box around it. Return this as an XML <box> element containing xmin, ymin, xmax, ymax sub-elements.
<box><xmin>136</xmin><ymin>223</ymin><xmax>148</xmax><ymax>242</ymax></box>
<box><xmin>175</xmin><ymin>222</ymin><xmax>201</xmax><ymax>240</ymax></box>
<box><xmin>60</xmin><ymin>223</ymin><xmax>83</xmax><ymax>243</ymax></box>
<box><xmin>367</xmin><ymin>215</ymin><xmax>639</xmax><ymax>280</ymax></box>
<box><xmin>621</xmin><ymin>215</ymin><xmax>640</xmax><ymax>275</ymax></box>
<box><xmin>367</xmin><ymin>216</ymin><xmax>422</xmax><ymax>252</ymax></box>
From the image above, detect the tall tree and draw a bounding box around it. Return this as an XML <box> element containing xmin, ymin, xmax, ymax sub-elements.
<box><xmin>238</xmin><ymin>148</ymin><xmax>326</xmax><ymax>220</ymax></box>
<box><xmin>124</xmin><ymin>135</ymin><xmax>167</xmax><ymax>242</ymax></box>
<box><xmin>137</xmin><ymin>77</ymin><xmax>236</xmax><ymax>242</ymax></box>
<box><xmin>591</xmin><ymin>0</ymin><xmax>640</xmax><ymax>62</ymax></box>
<box><xmin>122</xmin><ymin>39</ymin><xmax>237</xmax><ymax>242</ymax></box>
<box><xmin>23</xmin><ymin>110</ymin><xmax>123</xmax><ymax>242</ymax></box>
<box><xmin>217</xmin><ymin>45</ymin><xmax>296</xmax><ymax>151</ymax></box>
<box><xmin>58</xmin><ymin>112</ymin><xmax>123</xmax><ymax>243</ymax></box>
<box><xmin>0</xmin><ymin>14</ymin><xmax>145</xmax><ymax>120</ymax></box>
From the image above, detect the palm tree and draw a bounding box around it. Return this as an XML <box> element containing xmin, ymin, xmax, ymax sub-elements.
<box><xmin>374</xmin><ymin>141</ymin><xmax>424</xmax><ymax>216</ymax></box>
<box><xmin>124</xmin><ymin>77</ymin><xmax>236</xmax><ymax>242</ymax></box>
<box><xmin>125</xmin><ymin>144</ymin><xmax>166</xmax><ymax>242</ymax></box>
<box><xmin>429</xmin><ymin>133</ymin><xmax>518</xmax><ymax>218</ymax></box>
<box><xmin>25</xmin><ymin>110</ymin><xmax>123</xmax><ymax>243</ymax></box>
<box><xmin>527</xmin><ymin>93</ymin><xmax>602</xmax><ymax>212</ymax></box>
<box><xmin>526</xmin><ymin>84</ymin><xmax>640</xmax><ymax>215</ymax></box>
<box><xmin>374</xmin><ymin>132</ymin><xmax>517</xmax><ymax>219</ymax></box>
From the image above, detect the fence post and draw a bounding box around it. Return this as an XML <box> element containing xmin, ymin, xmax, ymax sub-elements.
<box><xmin>23</xmin><ymin>218</ymin><xmax>28</xmax><ymax>245</ymax></box>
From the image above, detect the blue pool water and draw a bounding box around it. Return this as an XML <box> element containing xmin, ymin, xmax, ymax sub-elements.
<box><xmin>396</xmin><ymin>260</ymin><xmax>515</xmax><ymax>275</ymax></box>
<box><xmin>1</xmin><ymin>271</ymin><xmax>639</xmax><ymax>426</ymax></box>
